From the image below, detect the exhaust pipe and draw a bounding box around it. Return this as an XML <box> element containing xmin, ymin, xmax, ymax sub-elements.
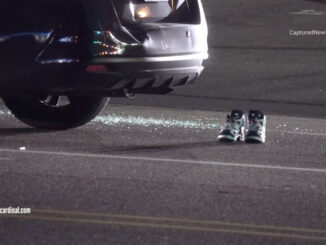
<box><xmin>123</xmin><ymin>88</ymin><xmax>136</xmax><ymax>99</ymax></box>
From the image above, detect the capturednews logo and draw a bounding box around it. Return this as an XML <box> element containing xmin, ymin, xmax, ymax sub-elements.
<box><xmin>0</xmin><ymin>207</ymin><xmax>31</xmax><ymax>214</ymax></box>
<box><xmin>289</xmin><ymin>30</ymin><xmax>326</xmax><ymax>36</ymax></box>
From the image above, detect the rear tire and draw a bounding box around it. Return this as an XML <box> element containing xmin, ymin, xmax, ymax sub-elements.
<box><xmin>3</xmin><ymin>94</ymin><xmax>109</xmax><ymax>130</ymax></box>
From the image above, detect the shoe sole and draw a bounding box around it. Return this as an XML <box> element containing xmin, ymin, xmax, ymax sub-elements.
<box><xmin>245</xmin><ymin>136</ymin><xmax>265</xmax><ymax>144</ymax></box>
<box><xmin>218</xmin><ymin>135</ymin><xmax>236</xmax><ymax>142</ymax></box>
<box><xmin>218</xmin><ymin>135</ymin><xmax>244</xmax><ymax>142</ymax></box>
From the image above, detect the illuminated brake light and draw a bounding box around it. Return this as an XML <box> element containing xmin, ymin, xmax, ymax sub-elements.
<box><xmin>86</xmin><ymin>65</ymin><xmax>108</xmax><ymax>73</ymax></box>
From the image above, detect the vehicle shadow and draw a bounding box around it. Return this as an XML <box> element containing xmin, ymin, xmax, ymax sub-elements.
<box><xmin>0</xmin><ymin>128</ymin><xmax>54</xmax><ymax>136</ymax></box>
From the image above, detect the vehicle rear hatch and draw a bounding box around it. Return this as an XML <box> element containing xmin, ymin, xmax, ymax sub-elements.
<box><xmin>112</xmin><ymin>0</ymin><xmax>201</xmax><ymax>26</ymax></box>
<box><xmin>109</xmin><ymin>0</ymin><xmax>207</xmax><ymax>56</ymax></box>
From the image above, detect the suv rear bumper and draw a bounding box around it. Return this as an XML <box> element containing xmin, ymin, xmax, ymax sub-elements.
<box><xmin>90</xmin><ymin>52</ymin><xmax>208</xmax><ymax>64</ymax></box>
<box><xmin>76</xmin><ymin>52</ymin><xmax>207</xmax><ymax>96</ymax></box>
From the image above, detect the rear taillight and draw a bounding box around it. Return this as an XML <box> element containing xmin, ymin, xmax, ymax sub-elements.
<box><xmin>86</xmin><ymin>65</ymin><xmax>108</xmax><ymax>73</ymax></box>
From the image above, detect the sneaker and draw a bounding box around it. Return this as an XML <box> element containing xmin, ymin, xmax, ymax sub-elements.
<box><xmin>218</xmin><ymin>110</ymin><xmax>245</xmax><ymax>142</ymax></box>
<box><xmin>246</xmin><ymin>110</ymin><xmax>266</xmax><ymax>143</ymax></box>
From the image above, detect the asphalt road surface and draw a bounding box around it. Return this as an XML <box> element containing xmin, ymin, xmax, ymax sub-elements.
<box><xmin>1</xmin><ymin>0</ymin><xmax>326</xmax><ymax>244</ymax></box>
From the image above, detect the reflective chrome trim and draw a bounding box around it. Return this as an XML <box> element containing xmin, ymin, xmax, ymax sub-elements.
<box><xmin>37</xmin><ymin>58</ymin><xmax>79</xmax><ymax>64</ymax></box>
<box><xmin>138</xmin><ymin>66</ymin><xmax>204</xmax><ymax>73</ymax></box>
<box><xmin>91</xmin><ymin>52</ymin><xmax>209</xmax><ymax>63</ymax></box>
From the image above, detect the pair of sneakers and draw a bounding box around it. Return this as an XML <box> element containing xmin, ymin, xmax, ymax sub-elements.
<box><xmin>218</xmin><ymin>110</ymin><xmax>266</xmax><ymax>143</ymax></box>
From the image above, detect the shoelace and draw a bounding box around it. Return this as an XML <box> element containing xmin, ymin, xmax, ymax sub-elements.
<box><xmin>249</xmin><ymin>119</ymin><xmax>263</xmax><ymax>135</ymax></box>
<box><xmin>224</xmin><ymin>118</ymin><xmax>242</xmax><ymax>135</ymax></box>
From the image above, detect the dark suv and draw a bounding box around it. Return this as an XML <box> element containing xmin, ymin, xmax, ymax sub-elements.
<box><xmin>0</xmin><ymin>0</ymin><xmax>208</xmax><ymax>129</ymax></box>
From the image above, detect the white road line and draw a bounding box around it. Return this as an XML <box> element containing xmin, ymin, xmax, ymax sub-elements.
<box><xmin>0</xmin><ymin>148</ymin><xmax>325</xmax><ymax>173</ymax></box>
<box><xmin>269</xmin><ymin>130</ymin><xmax>326</xmax><ymax>137</ymax></box>
<box><xmin>283</xmin><ymin>131</ymin><xmax>326</xmax><ymax>136</ymax></box>
<box><xmin>288</xmin><ymin>10</ymin><xmax>325</xmax><ymax>16</ymax></box>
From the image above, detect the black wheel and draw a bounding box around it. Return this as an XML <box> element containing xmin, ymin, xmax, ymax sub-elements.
<box><xmin>3</xmin><ymin>94</ymin><xmax>109</xmax><ymax>130</ymax></box>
